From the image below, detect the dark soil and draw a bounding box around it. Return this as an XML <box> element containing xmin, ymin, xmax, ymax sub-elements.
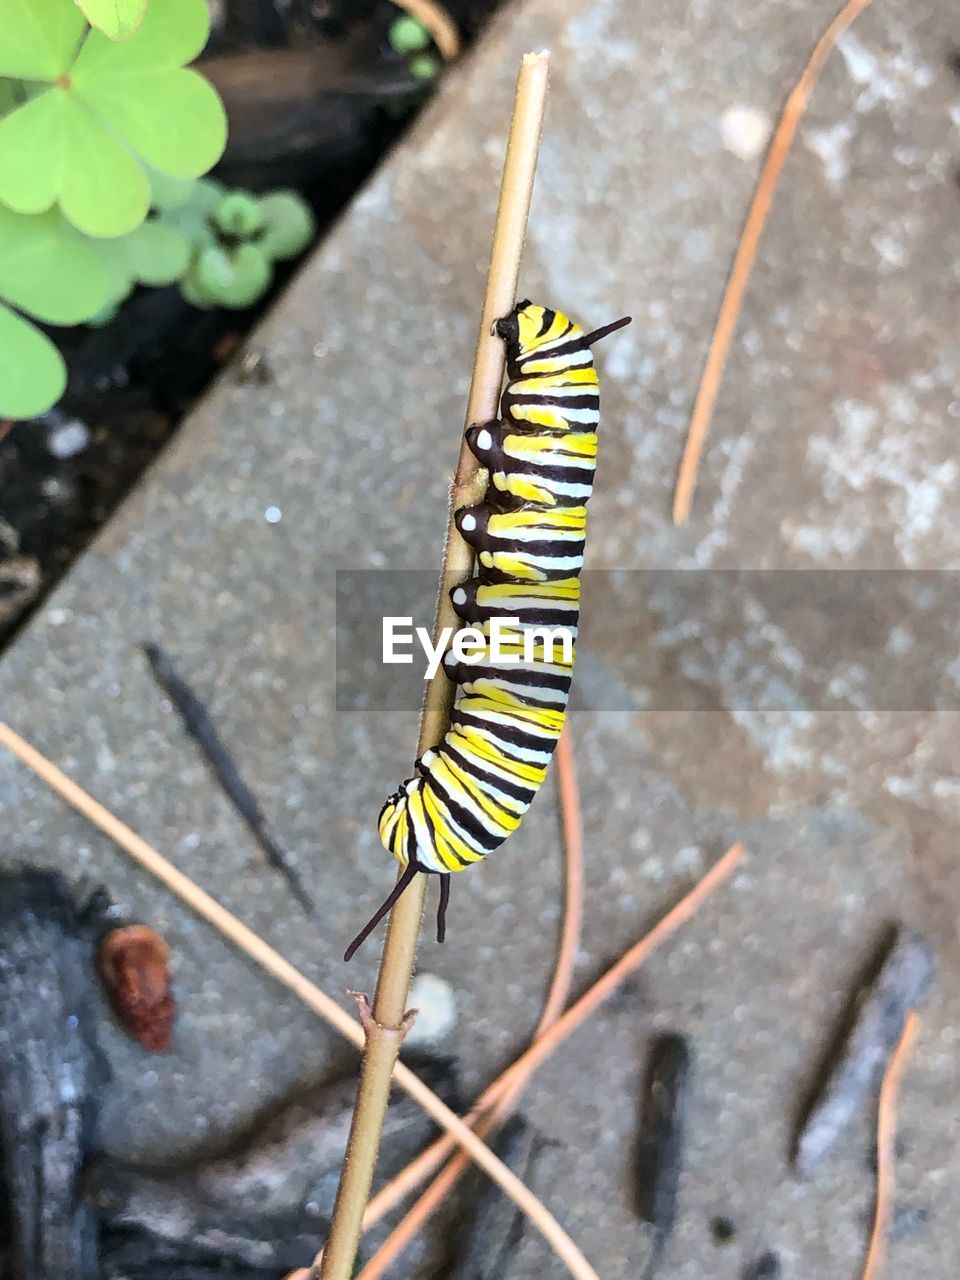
<box><xmin>0</xmin><ymin>0</ymin><xmax>501</xmax><ymax>648</ymax></box>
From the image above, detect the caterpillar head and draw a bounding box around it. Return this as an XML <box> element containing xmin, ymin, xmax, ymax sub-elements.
<box><xmin>496</xmin><ymin>301</ymin><xmax>570</xmax><ymax>359</ymax></box>
<box><xmin>497</xmin><ymin>302</ymin><xmax>632</xmax><ymax>365</ymax></box>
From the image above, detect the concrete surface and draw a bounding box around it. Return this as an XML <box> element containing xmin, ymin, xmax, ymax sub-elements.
<box><xmin>2</xmin><ymin>0</ymin><xmax>960</xmax><ymax>1276</ymax></box>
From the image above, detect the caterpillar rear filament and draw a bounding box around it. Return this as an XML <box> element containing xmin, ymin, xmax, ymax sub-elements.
<box><xmin>345</xmin><ymin>301</ymin><xmax>630</xmax><ymax>961</ymax></box>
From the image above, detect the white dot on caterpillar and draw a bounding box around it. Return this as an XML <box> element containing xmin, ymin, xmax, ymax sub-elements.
<box><xmin>476</xmin><ymin>429</ymin><xmax>493</xmax><ymax>451</ymax></box>
<box><xmin>452</xmin><ymin>587</ymin><xmax>467</xmax><ymax>605</ymax></box>
<box><xmin>460</xmin><ymin>513</ymin><xmax>477</xmax><ymax>532</ymax></box>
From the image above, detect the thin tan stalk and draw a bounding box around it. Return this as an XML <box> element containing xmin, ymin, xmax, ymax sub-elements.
<box><xmin>318</xmin><ymin>50</ymin><xmax>553</xmax><ymax>1280</ymax></box>
<box><xmin>0</xmin><ymin>719</ymin><xmax>595</xmax><ymax>1278</ymax></box>
<box><xmin>672</xmin><ymin>0</ymin><xmax>876</xmax><ymax>525</ymax></box>
<box><xmin>346</xmin><ymin>726</ymin><xmax>585</xmax><ymax>1280</ymax></box>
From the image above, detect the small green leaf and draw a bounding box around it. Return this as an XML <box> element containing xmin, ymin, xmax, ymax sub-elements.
<box><xmin>86</xmin><ymin>301</ymin><xmax>119</xmax><ymax>326</ymax></box>
<box><xmin>195</xmin><ymin>242</ymin><xmax>272</xmax><ymax>308</ymax></box>
<box><xmin>125</xmin><ymin>219</ymin><xmax>190</xmax><ymax>283</ymax></box>
<box><xmin>0</xmin><ymin>302</ymin><xmax>67</xmax><ymax>419</ymax></box>
<box><xmin>188</xmin><ymin>176</ymin><xmax>225</xmax><ymax>213</ymax></box>
<box><xmin>89</xmin><ymin>215</ymin><xmax>190</xmax><ymax>305</ymax></box>
<box><xmin>75</xmin><ymin>0</ymin><xmax>148</xmax><ymax>41</ymax></box>
<box><xmin>147</xmin><ymin>168</ymin><xmax>195</xmax><ymax>209</ymax></box>
<box><xmin>179</xmin><ymin>266</ymin><xmax>210</xmax><ymax>309</ymax></box>
<box><xmin>0</xmin><ymin>205</ymin><xmax>112</xmax><ymax>324</ymax></box>
<box><xmin>258</xmin><ymin>191</ymin><xmax>315</xmax><ymax>261</ymax></box>
<box><xmin>0</xmin><ymin>0</ymin><xmax>85</xmax><ymax>80</ymax></box>
<box><xmin>409</xmin><ymin>53</ymin><xmax>439</xmax><ymax>80</ymax></box>
<box><xmin>156</xmin><ymin>176</ymin><xmax>221</xmax><ymax>249</ymax></box>
<box><xmin>218</xmin><ymin>244</ymin><xmax>272</xmax><ymax>307</ymax></box>
<box><xmin>388</xmin><ymin>16</ymin><xmax>431</xmax><ymax>55</ymax></box>
<box><xmin>213</xmin><ymin>190</ymin><xmax>263</xmax><ymax>239</ymax></box>
<box><xmin>86</xmin><ymin>233</ymin><xmax>132</xmax><ymax>305</ymax></box>
<box><xmin>194</xmin><ymin>243</ymin><xmax>232</xmax><ymax>292</ymax></box>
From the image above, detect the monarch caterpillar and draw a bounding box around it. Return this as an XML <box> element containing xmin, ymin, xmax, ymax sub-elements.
<box><xmin>345</xmin><ymin>302</ymin><xmax>630</xmax><ymax>961</ymax></box>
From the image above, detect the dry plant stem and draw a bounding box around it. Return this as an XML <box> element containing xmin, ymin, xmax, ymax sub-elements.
<box><xmin>315</xmin><ymin>51</ymin><xmax>556</xmax><ymax>1280</ymax></box>
<box><xmin>393</xmin><ymin>0</ymin><xmax>461</xmax><ymax>60</ymax></box>
<box><xmin>861</xmin><ymin>1010</ymin><xmax>921</xmax><ymax>1280</ymax></box>
<box><xmin>672</xmin><ymin>0</ymin><xmax>876</xmax><ymax>525</ymax></box>
<box><xmin>0</xmin><ymin>720</ymin><xmax>595</xmax><ymax>1280</ymax></box>
<box><xmin>350</xmin><ymin>726</ymin><xmax>584</xmax><ymax>1280</ymax></box>
<box><xmin>349</xmin><ymin>841</ymin><xmax>745</xmax><ymax>1258</ymax></box>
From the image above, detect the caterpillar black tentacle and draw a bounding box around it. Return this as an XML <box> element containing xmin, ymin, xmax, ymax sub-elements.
<box><xmin>345</xmin><ymin>302</ymin><xmax>630</xmax><ymax>961</ymax></box>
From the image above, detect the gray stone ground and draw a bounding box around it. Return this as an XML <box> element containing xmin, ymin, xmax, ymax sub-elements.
<box><xmin>2</xmin><ymin>0</ymin><xmax>960</xmax><ymax>1276</ymax></box>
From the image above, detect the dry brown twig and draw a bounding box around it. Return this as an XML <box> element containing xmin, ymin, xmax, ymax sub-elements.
<box><xmin>392</xmin><ymin>0</ymin><xmax>461</xmax><ymax>61</ymax></box>
<box><xmin>318</xmin><ymin>49</ymin><xmax>566</xmax><ymax>1280</ymax></box>
<box><xmin>540</xmin><ymin>726</ymin><xmax>586</xmax><ymax>1030</ymax></box>
<box><xmin>860</xmin><ymin>1010</ymin><xmax>921</xmax><ymax>1280</ymax></box>
<box><xmin>672</xmin><ymin>0</ymin><xmax>877</xmax><ymax>525</ymax></box>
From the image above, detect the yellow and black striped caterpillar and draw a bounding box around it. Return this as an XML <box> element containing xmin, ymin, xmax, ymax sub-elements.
<box><xmin>345</xmin><ymin>302</ymin><xmax>630</xmax><ymax>960</ymax></box>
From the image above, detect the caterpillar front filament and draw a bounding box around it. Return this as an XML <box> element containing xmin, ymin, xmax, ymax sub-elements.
<box><xmin>345</xmin><ymin>302</ymin><xmax>630</xmax><ymax>961</ymax></box>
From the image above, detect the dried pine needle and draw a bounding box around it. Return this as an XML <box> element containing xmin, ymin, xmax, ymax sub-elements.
<box><xmin>860</xmin><ymin>1011</ymin><xmax>921</xmax><ymax>1280</ymax></box>
<box><xmin>673</xmin><ymin>0</ymin><xmax>877</xmax><ymax>524</ymax></box>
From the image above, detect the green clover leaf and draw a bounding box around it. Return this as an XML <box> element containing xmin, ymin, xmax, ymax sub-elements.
<box><xmin>91</xmin><ymin>217</ymin><xmax>191</xmax><ymax>307</ymax></box>
<box><xmin>0</xmin><ymin>0</ymin><xmax>226</xmax><ymax>237</ymax></box>
<box><xmin>189</xmin><ymin>242</ymin><xmax>273</xmax><ymax>309</ymax></box>
<box><xmin>0</xmin><ymin>304</ymin><xmax>67</xmax><ymax>418</ymax></box>
<box><xmin>154</xmin><ymin>175</ymin><xmax>221</xmax><ymax>249</ymax></box>
<box><xmin>147</xmin><ymin>167</ymin><xmax>197</xmax><ymax>210</ymax></box>
<box><xmin>0</xmin><ymin>202</ymin><xmax>113</xmax><ymax>417</ymax></box>
<box><xmin>75</xmin><ymin>0</ymin><xmax>148</xmax><ymax>42</ymax></box>
<box><xmin>0</xmin><ymin>0</ymin><xmax>85</xmax><ymax>81</ymax></box>
<box><xmin>213</xmin><ymin>190</ymin><xmax>264</xmax><ymax>239</ymax></box>
<box><xmin>0</xmin><ymin>203</ymin><xmax>112</xmax><ymax>323</ymax></box>
<box><xmin>258</xmin><ymin>191</ymin><xmax>315</xmax><ymax>261</ymax></box>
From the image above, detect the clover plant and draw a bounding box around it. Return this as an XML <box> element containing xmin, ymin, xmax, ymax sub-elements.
<box><xmin>0</xmin><ymin>0</ymin><xmax>316</xmax><ymax>420</ymax></box>
<box><xmin>0</xmin><ymin>0</ymin><xmax>226</xmax><ymax>237</ymax></box>
<box><xmin>174</xmin><ymin>183</ymin><xmax>316</xmax><ymax>310</ymax></box>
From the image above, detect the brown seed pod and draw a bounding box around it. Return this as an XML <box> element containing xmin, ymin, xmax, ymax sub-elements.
<box><xmin>96</xmin><ymin>924</ymin><xmax>175</xmax><ymax>1053</ymax></box>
